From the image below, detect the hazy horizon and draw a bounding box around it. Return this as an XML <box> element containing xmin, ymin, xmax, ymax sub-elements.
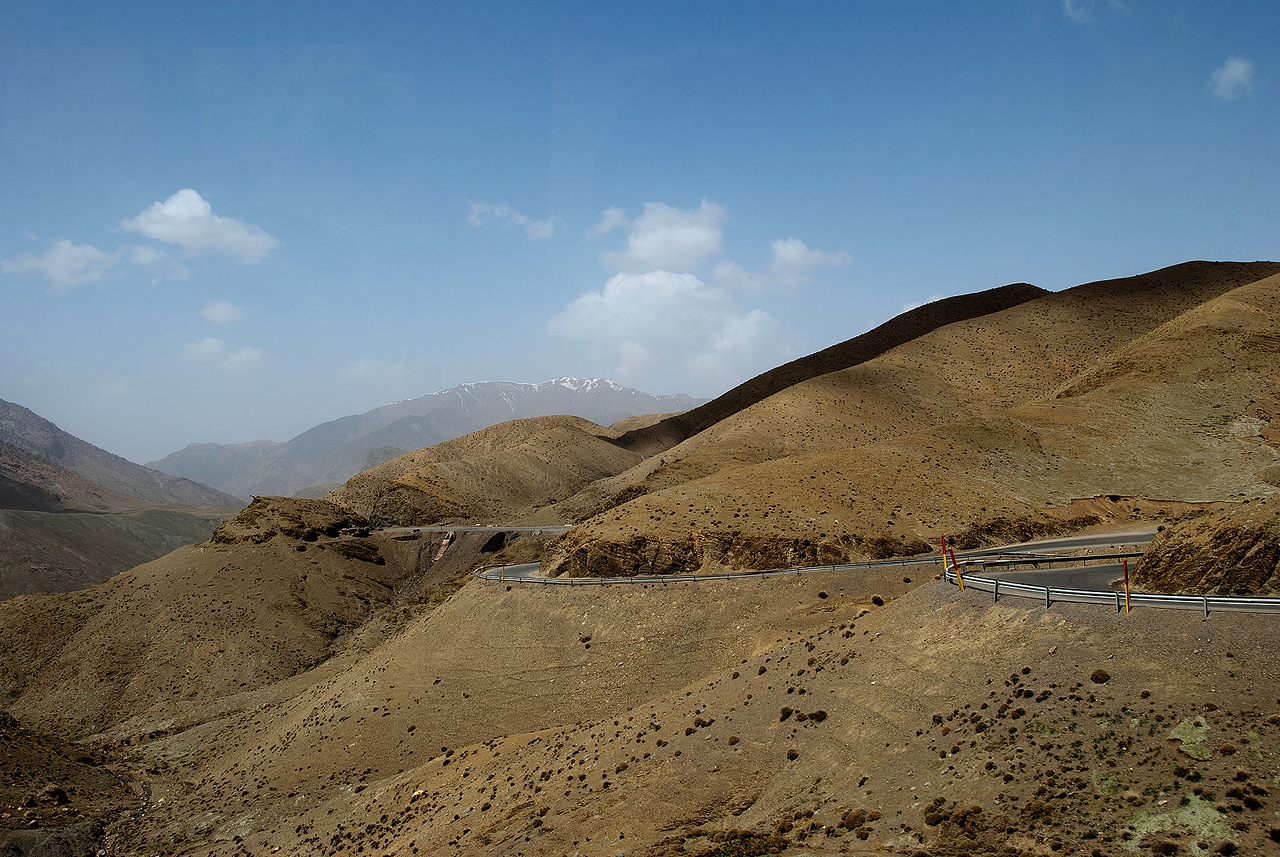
<box><xmin>2</xmin><ymin>2</ymin><xmax>1276</xmax><ymax>463</ymax></box>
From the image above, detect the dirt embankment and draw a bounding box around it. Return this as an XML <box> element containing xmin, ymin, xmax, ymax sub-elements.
<box><xmin>1135</xmin><ymin>495</ymin><xmax>1280</xmax><ymax>594</ymax></box>
<box><xmin>542</xmin><ymin>529</ymin><xmax>932</xmax><ymax>578</ymax></box>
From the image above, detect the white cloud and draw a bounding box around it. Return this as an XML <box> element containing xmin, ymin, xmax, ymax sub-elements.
<box><xmin>1</xmin><ymin>239</ymin><xmax>122</xmax><ymax>291</ymax></box>
<box><xmin>710</xmin><ymin>260</ymin><xmax>772</xmax><ymax>294</ymax></box>
<box><xmin>97</xmin><ymin>379</ymin><xmax>129</xmax><ymax>398</ymax></box>
<box><xmin>687</xmin><ymin>310</ymin><xmax>783</xmax><ymax>386</ymax></box>
<box><xmin>902</xmin><ymin>294</ymin><xmax>945</xmax><ymax>313</ymax></box>
<box><xmin>546</xmin><ymin>270</ymin><xmax>788</xmax><ymax>390</ymax></box>
<box><xmin>596</xmin><ymin>200</ymin><xmax>726</xmax><ymax>273</ymax></box>
<box><xmin>178</xmin><ymin>337</ymin><xmax>227</xmax><ymax>361</ymax></box>
<box><xmin>711</xmin><ymin>239</ymin><xmax>850</xmax><ymax>293</ymax></box>
<box><xmin>219</xmin><ymin>346</ymin><xmax>266</xmax><ymax>371</ymax></box>
<box><xmin>341</xmin><ymin>358</ymin><xmax>402</xmax><ymax>378</ymax></box>
<box><xmin>466</xmin><ymin>201</ymin><xmax>559</xmax><ymax>240</ymax></box>
<box><xmin>768</xmin><ymin>238</ymin><xmax>851</xmax><ymax>287</ymax></box>
<box><xmin>587</xmin><ymin>206</ymin><xmax>629</xmax><ymax>236</ymax></box>
<box><xmin>1210</xmin><ymin>57</ymin><xmax>1255</xmax><ymax>101</ymax></box>
<box><xmin>1062</xmin><ymin>0</ymin><xmax>1093</xmax><ymax>22</ymax></box>
<box><xmin>340</xmin><ymin>359</ymin><xmax>416</xmax><ymax>395</ymax></box>
<box><xmin>1062</xmin><ymin>0</ymin><xmax>1129</xmax><ymax>23</ymax></box>
<box><xmin>119</xmin><ymin>189</ymin><xmax>279</xmax><ymax>263</ymax></box>
<box><xmin>177</xmin><ymin>338</ymin><xmax>262</xmax><ymax>370</ymax></box>
<box><xmin>1</xmin><ymin>236</ymin><xmax>188</xmax><ymax>291</ymax></box>
<box><xmin>202</xmin><ymin>300</ymin><xmax>244</xmax><ymax>323</ymax></box>
<box><xmin>134</xmin><ymin>246</ymin><xmax>190</xmax><ymax>282</ymax></box>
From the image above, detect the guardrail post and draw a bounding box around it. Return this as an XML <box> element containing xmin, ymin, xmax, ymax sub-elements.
<box><xmin>993</xmin><ymin>579</ymin><xmax>999</xmax><ymax>603</ymax></box>
<box><xmin>1044</xmin><ymin>587</ymin><xmax>1051</xmax><ymax>608</ymax></box>
<box><xmin>1122</xmin><ymin>560</ymin><xmax>1131</xmax><ymax>613</ymax></box>
<box><xmin>1203</xmin><ymin>597</ymin><xmax>1209</xmax><ymax>618</ymax></box>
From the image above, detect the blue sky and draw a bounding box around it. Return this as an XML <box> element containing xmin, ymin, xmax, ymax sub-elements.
<box><xmin>1</xmin><ymin>1</ymin><xmax>1275</xmax><ymax>464</ymax></box>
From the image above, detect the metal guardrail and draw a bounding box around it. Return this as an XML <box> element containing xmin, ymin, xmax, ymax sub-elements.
<box><xmin>942</xmin><ymin>569</ymin><xmax>1280</xmax><ymax>615</ymax></box>
<box><xmin>971</xmin><ymin>551</ymin><xmax>1144</xmax><ymax>570</ymax></box>
<box><xmin>473</xmin><ymin>557</ymin><xmax>1280</xmax><ymax>616</ymax></box>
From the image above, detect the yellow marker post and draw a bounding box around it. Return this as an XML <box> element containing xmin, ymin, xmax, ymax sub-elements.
<box><xmin>501</xmin><ymin>563</ymin><xmax>506</xmax><ymax>583</ymax></box>
<box><xmin>1122</xmin><ymin>559</ymin><xmax>1130</xmax><ymax>613</ymax></box>
<box><xmin>950</xmin><ymin>548</ymin><xmax>964</xmax><ymax>592</ymax></box>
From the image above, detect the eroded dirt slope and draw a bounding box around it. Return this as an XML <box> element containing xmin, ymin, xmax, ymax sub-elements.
<box><xmin>1134</xmin><ymin>495</ymin><xmax>1280</xmax><ymax>595</ymax></box>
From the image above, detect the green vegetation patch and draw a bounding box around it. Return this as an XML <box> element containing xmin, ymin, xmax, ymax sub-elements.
<box><xmin>1168</xmin><ymin>717</ymin><xmax>1211</xmax><ymax>761</ymax></box>
<box><xmin>1122</xmin><ymin>794</ymin><xmax>1229</xmax><ymax>852</ymax></box>
<box><xmin>1091</xmin><ymin>771</ymin><xmax>1121</xmax><ymax>797</ymax></box>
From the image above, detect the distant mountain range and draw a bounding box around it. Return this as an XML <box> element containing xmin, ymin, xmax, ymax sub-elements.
<box><xmin>147</xmin><ymin>378</ymin><xmax>708</xmax><ymax>499</ymax></box>
<box><xmin>0</xmin><ymin>401</ymin><xmax>244</xmax><ymax>599</ymax></box>
<box><xmin>0</xmin><ymin>399</ymin><xmax>242</xmax><ymax>507</ymax></box>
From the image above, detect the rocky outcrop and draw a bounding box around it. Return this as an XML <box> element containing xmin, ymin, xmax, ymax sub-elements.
<box><xmin>210</xmin><ymin>496</ymin><xmax>369</xmax><ymax>545</ymax></box>
<box><xmin>943</xmin><ymin>513</ymin><xmax>1104</xmax><ymax>552</ymax></box>
<box><xmin>1133</xmin><ymin>496</ymin><xmax>1280</xmax><ymax>594</ymax></box>
<box><xmin>540</xmin><ymin>529</ymin><xmax>932</xmax><ymax>578</ymax></box>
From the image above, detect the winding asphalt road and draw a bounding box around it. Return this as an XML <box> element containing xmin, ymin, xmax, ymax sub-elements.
<box><xmin>955</xmin><ymin>528</ymin><xmax>1155</xmax><ymax>591</ymax></box>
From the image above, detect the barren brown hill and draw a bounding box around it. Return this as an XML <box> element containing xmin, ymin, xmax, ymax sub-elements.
<box><xmin>543</xmin><ymin>260</ymin><xmax>1280</xmax><ymax>526</ymax></box>
<box><xmin>0</xmin><ymin>507</ymin><xmax>231</xmax><ymax>601</ymax></box>
<box><xmin>611</xmin><ymin>261</ymin><xmax>1280</xmax><ymax>458</ymax></box>
<box><xmin>0</xmin><ymin>510</ymin><xmax>413</xmax><ymax>740</ymax></box>
<box><xmin>16</xmin><ymin>553</ymin><xmax>1279</xmax><ymax>857</ymax></box>
<box><xmin>611</xmin><ymin>281</ymin><xmax>1050</xmax><ymax>455</ymax></box>
<box><xmin>210</xmin><ymin>496</ymin><xmax>372</xmax><ymax>545</ymax></box>
<box><xmin>323</xmin><ymin>262</ymin><xmax>1280</xmax><ymax>538</ymax></box>
<box><xmin>327</xmin><ymin>415</ymin><xmax>642</xmax><ymax>525</ymax></box>
<box><xmin>541</xmin><ymin>266</ymin><xmax>1280</xmax><ymax>576</ymax></box>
